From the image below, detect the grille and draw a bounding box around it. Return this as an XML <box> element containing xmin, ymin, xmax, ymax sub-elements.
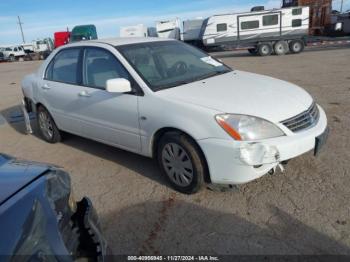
<box><xmin>281</xmin><ymin>102</ymin><xmax>320</xmax><ymax>132</ymax></box>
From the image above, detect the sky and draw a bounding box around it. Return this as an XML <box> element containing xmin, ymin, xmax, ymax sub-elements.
<box><xmin>0</xmin><ymin>0</ymin><xmax>349</xmax><ymax>45</ymax></box>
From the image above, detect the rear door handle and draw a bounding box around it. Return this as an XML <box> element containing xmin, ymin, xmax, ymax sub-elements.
<box><xmin>78</xmin><ymin>90</ymin><xmax>91</xmax><ymax>97</ymax></box>
<box><xmin>41</xmin><ymin>84</ymin><xmax>51</xmax><ymax>90</ymax></box>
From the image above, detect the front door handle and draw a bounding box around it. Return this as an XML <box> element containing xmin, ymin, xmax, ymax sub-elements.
<box><xmin>78</xmin><ymin>90</ymin><xmax>91</xmax><ymax>97</ymax></box>
<box><xmin>41</xmin><ymin>84</ymin><xmax>51</xmax><ymax>90</ymax></box>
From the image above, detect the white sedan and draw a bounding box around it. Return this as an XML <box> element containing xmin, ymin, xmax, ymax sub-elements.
<box><xmin>21</xmin><ymin>38</ymin><xmax>328</xmax><ymax>194</ymax></box>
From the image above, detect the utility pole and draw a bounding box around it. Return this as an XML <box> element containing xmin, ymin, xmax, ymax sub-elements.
<box><xmin>17</xmin><ymin>16</ymin><xmax>25</xmax><ymax>43</ymax></box>
<box><xmin>340</xmin><ymin>0</ymin><xmax>344</xmax><ymax>12</ymax></box>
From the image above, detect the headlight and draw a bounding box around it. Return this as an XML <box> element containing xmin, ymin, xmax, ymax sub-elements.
<box><xmin>215</xmin><ymin>114</ymin><xmax>285</xmax><ymax>141</ymax></box>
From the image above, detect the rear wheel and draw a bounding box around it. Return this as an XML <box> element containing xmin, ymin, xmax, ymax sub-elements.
<box><xmin>274</xmin><ymin>41</ymin><xmax>289</xmax><ymax>55</ymax></box>
<box><xmin>157</xmin><ymin>132</ymin><xmax>206</xmax><ymax>194</ymax></box>
<box><xmin>257</xmin><ymin>43</ymin><xmax>273</xmax><ymax>56</ymax></box>
<box><xmin>289</xmin><ymin>40</ymin><xmax>304</xmax><ymax>54</ymax></box>
<box><xmin>9</xmin><ymin>55</ymin><xmax>15</xmax><ymax>62</ymax></box>
<box><xmin>37</xmin><ymin>106</ymin><xmax>61</xmax><ymax>143</ymax></box>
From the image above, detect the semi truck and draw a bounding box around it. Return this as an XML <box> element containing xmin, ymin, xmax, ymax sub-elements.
<box><xmin>54</xmin><ymin>31</ymin><xmax>71</xmax><ymax>48</ymax></box>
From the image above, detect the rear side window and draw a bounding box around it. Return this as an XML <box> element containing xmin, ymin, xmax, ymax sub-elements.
<box><xmin>292</xmin><ymin>19</ymin><xmax>302</xmax><ymax>27</ymax></box>
<box><xmin>292</xmin><ymin>8</ymin><xmax>302</xmax><ymax>15</ymax></box>
<box><xmin>216</xmin><ymin>23</ymin><xmax>227</xmax><ymax>32</ymax></box>
<box><xmin>263</xmin><ymin>15</ymin><xmax>279</xmax><ymax>26</ymax></box>
<box><xmin>49</xmin><ymin>49</ymin><xmax>81</xmax><ymax>84</ymax></box>
<box><xmin>83</xmin><ymin>48</ymin><xmax>130</xmax><ymax>89</ymax></box>
<box><xmin>241</xmin><ymin>20</ymin><xmax>259</xmax><ymax>30</ymax></box>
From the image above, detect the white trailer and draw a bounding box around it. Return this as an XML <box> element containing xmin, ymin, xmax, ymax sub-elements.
<box><xmin>183</xmin><ymin>18</ymin><xmax>205</xmax><ymax>47</ymax></box>
<box><xmin>120</xmin><ymin>24</ymin><xmax>148</xmax><ymax>37</ymax></box>
<box><xmin>201</xmin><ymin>6</ymin><xmax>310</xmax><ymax>55</ymax></box>
<box><xmin>156</xmin><ymin>18</ymin><xmax>181</xmax><ymax>40</ymax></box>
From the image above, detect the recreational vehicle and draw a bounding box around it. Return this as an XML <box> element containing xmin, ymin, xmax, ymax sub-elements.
<box><xmin>120</xmin><ymin>24</ymin><xmax>148</xmax><ymax>37</ymax></box>
<box><xmin>183</xmin><ymin>18</ymin><xmax>205</xmax><ymax>46</ymax></box>
<box><xmin>201</xmin><ymin>6</ymin><xmax>310</xmax><ymax>56</ymax></box>
<box><xmin>156</xmin><ymin>18</ymin><xmax>181</xmax><ymax>40</ymax></box>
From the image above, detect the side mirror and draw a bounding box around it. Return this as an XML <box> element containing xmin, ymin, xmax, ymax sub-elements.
<box><xmin>106</xmin><ymin>78</ymin><xmax>132</xmax><ymax>93</ymax></box>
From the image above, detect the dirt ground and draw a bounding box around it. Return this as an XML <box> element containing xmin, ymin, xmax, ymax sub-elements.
<box><xmin>0</xmin><ymin>47</ymin><xmax>349</xmax><ymax>255</ymax></box>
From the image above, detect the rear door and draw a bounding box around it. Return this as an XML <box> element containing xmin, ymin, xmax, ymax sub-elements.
<box><xmin>39</xmin><ymin>47</ymin><xmax>86</xmax><ymax>134</ymax></box>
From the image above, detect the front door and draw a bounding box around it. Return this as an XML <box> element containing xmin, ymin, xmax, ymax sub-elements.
<box><xmin>76</xmin><ymin>47</ymin><xmax>141</xmax><ymax>152</ymax></box>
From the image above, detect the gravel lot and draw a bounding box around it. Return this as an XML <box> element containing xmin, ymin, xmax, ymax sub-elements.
<box><xmin>0</xmin><ymin>47</ymin><xmax>349</xmax><ymax>255</ymax></box>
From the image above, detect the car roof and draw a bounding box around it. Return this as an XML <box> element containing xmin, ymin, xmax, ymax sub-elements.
<box><xmin>68</xmin><ymin>37</ymin><xmax>175</xmax><ymax>47</ymax></box>
<box><xmin>0</xmin><ymin>154</ymin><xmax>51</xmax><ymax>205</ymax></box>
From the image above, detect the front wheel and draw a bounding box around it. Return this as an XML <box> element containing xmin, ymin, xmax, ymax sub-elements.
<box><xmin>157</xmin><ymin>132</ymin><xmax>206</xmax><ymax>194</ymax></box>
<box><xmin>37</xmin><ymin>106</ymin><xmax>61</xmax><ymax>143</ymax></box>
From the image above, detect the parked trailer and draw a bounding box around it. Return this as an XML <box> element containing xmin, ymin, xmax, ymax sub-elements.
<box><xmin>120</xmin><ymin>24</ymin><xmax>148</xmax><ymax>37</ymax></box>
<box><xmin>183</xmin><ymin>18</ymin><xmax>205</xmax><ymax>47</ymax></box>
<box><xmin>156</xmin><ymin>18</ymin><xmax>181</xmax><ymax>40</ymax></box>
<box><xmin>201</xmin><ymin>6</ymin><xmax>310</xmax><ymax>56</ymax></box>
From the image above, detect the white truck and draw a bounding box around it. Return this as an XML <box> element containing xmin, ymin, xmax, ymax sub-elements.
<box><xmin>0</xmin><ymin>46</ymin><xmax>26</xmax><ymax>61</ymax></box>
<box><xmin>22</xmin><ymin>38</ymin><xmax>54</xmax><ymax>60</ymax></box>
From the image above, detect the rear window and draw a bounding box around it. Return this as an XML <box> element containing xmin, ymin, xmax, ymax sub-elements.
<box><xmin>241</xmin><ymin>20</ymin><xmax>260</xmax><ymax>30</ymax></box>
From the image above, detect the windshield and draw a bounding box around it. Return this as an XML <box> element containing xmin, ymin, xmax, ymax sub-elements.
<box><xmin>116</xmin><ymin>41</ymin><xmax>231</xmax><ymax>91</ymax></box>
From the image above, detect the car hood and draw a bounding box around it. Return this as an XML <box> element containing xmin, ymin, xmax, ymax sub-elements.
<box><xmin>0</xmin><ymin>154</ymin><xmax>51</xmax><ymax>205</ymax></box>
<box><xmin>158</xmin><ymin>71</ymin><xmax>313</xmax><ymax>123</ymax></box>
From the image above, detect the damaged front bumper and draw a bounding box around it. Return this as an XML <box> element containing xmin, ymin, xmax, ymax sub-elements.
<box><xmin>71</xmin><ymin>197</ymin><xmax>109</xmax><ymax>262</ymax></box>
<box><xmin>198</xmin><ymin>107</ymin><xmax>328</xmax><ymax>185</ymax></box>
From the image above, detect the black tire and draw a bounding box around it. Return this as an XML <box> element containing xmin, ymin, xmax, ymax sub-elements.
<box><xmin>9</xmin><ymin>55</ymin><xmax>15</xmax><ymax>62</ymax></box>
<box><xmin>37</xmin><ymin>105</ymin><xmax>61</xmax><ymax>143</ymax></box>
<box><xmin>274</xmin><ymin>41</ymin><xmax>289</xmax><ymax>55</ymax></box>
<box><xmin>289</xmin><ymin>40</ymin><xmax>304</xmax><ymax>54</ymax></box>
<box><xmin>257</xmin><ymin>43</ymin><xmax>273</xmax><ymax>56</ymax></box>
<box><xmin>248</xmin><ymin>48</ymin><xmax>257</xmax><ymax>55</ymax></box>
<box><xmin>157</xmin><ymin>132</ymin><xmax>206</xmax><ymax>194</ymax></box>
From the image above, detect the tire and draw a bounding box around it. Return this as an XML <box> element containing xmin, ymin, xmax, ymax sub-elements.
<box><xmin>248</xmin><ymin>48</ymin><xmax>257</xmax><ymax>55</ymax></box>
<box><xmin>9</xmin><ymin>55</ymin><xmax>15</xmax><ymax>62</ymax></box>
<box><xmin>274</xmin><ymin>41</ymin><xmax>289</xmax><ymax>55</ymax></box>
<box><xmin>37</xmin><ymin>105</ymin><xmax>61</xmax><ymax>143</ymax></box>
<box><xmin>157</xmin><ymin>132</ymin><xmax>206</xmax><ymax>194</ymax></box>
<box><xmin>289</xmin><ymin>40</ymin><xmax>304</xmax><ymax>54</ymax></box>
<box><xmin>257</xmin><ymin>43</ymin><xmax>273</xmax><ymax>56</ymax></box>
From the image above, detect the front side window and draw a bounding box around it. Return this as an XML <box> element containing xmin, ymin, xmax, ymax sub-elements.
<box><xmin>50</xmin><ymin>48</ymin><xmax>80</xmax><ymax>84</ymax></box>
<box><xmin>83</xmin><ymin>48</ymin><xmax>130</xmax><ymax>89</ymax></box>
<box><xmin>263</xmin><ymin>15</ymin><xmax>279</xmax><ymax>26</ymax></box>
<box><xmin>117</xmin><ymin>41</ymin><xmax>231</xmax><ymax>91</ymax></box>
<box><xmin>241</xmin><ymin>20</ymin><xmax>260</xmax><ymax>30</ymax></box>
<box><xmin>217</xmin><ymin>23</ymin><xmax>227</xmax><ymax>32</ymax></box>
<box><xmin>14</xmin><ymin>47</ymin><xmax>18</xmax><ymax>52</ymax></box>
<box><xmin>292</xmin><ymin>19</ymin><xmax>302</xmax><ymax>27</ymax></box>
